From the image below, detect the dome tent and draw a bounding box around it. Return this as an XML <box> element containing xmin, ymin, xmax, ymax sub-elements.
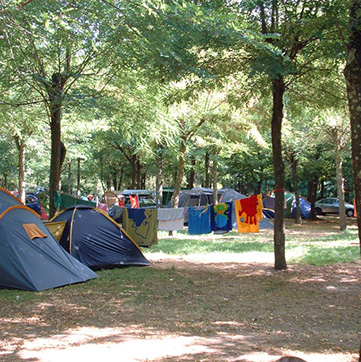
<box><xmin>47</xmin><ymin>205</ymin><xmax>150</xmax><ymax>269</ymax></box>
<box><xmin>0</xmin><ymin>188</ymin><xmax>97</xmax><ymax>291</ymax></box>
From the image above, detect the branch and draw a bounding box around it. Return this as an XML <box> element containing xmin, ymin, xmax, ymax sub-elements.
<box><xmin>18</xmin><ymin>0</ymin><xmax>34</xmax><ymax>8</ymax></box>
<box><xmin>0</xmin><ymin>99</ymin><xmax>45</xmax><ymax>107</ymax></box>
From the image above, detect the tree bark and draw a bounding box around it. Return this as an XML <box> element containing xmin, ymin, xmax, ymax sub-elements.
<box><xmin>204</xmin><ymin>151</ymin><xmax>211</xmax><ymax>188</ymax></box>
<box><xmin>309</xmin><ymin>175</ymin><xmax>319</xmax><ymax>220</ymax></box>
<box><xmin>271</xmin><ymin>76</ymin><xmax>287</xmax><ymax>270</ymax></box>
<box><xmin>344</xmin><ymin>0</ymin><xmax>361</xmax><ymax>251</ymax></box>
<box><xmin>48</xmin><ymin>73</ymin><xmax>66</xmax><ymax>218</ymax></box>
<box><xmin>155</xmin><ymin>147</ymin><xmax>163</xmax><ymax>208</ymax></box>
<box><xmin>77</xmin><ymin>158</ymin><xmax>81</xmax><ymax>197</ymax></box>
<box><xmin>212</xmin><ymin>155</ymin><xmax>218</xmax><ymax>205</ymax></box>
<box><xmin>171</xmin><ymin>135</ymin><xmax>186</xmax><ymax>208</ymax></box>
<box><xmin>68</xmin><ymin>158</ymin><xmax>73</xmax><ymax>196</ymax></box>
<box><xmin>333</xmin><ymin>130</ymin><xmax>347</xmax><ymax>231</ymax></box>
<box><xmin>188</xmin><ymin>157</ymin><xmax>196</xmax><ymax>189</ymax></box>
<box><xmin>14</xmin><ymin>135</ymin><xmax>26</xmax><ymax>204</ymax></box>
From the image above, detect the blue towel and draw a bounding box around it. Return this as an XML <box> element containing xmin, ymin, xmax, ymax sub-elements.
<box><xmin>188</xmin><ymin>206</ymin><xmax>211</xmax><ymax>235</ymax></box>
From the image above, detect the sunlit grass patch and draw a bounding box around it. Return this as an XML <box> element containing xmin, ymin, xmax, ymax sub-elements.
<box><xmin>287</xmin><ymin>245</ymin><xmax>360</xmax><ymax>266</ymax></box>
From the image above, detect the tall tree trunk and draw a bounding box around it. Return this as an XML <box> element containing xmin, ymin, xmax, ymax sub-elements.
<box><xmin>136</xmin><ymin>158</ymin><xmax>142</xmax><ymax>188</ymax></box>
<box><xmin>48</xmin><ymin>73</ymin><xmax>66</xmax><ymax>218</ymax></box>
<box><xmin>77</xmin><ymin>158</ymin><xmax>81</xmax><ymax>197</ymax></box>
<box><xmin>309</xmin><ymin>176</ymin><xmax>319</xmax><ymax>220</ymax></box>
<box><xmin>99</xmin><ymin>156</ymin><xmax>106</xmax><ymax>194</ymax></box>
<box><xmin>68</xmin><ymin>158</ymin><xmax>73</xmax><ymax>196</ymax></box>
<box><xmin>333</xmin><ymin>130</ymin><xmax>347</xmax><ymax>231</ymax></box>
<box><xmin>130</xmin><ymin>155</ymin><xmax>137</xmax><ymax>189</ymax></box>
<box><xmin>155</xmin><ymin>147</ymin><xmax>163</xmax><ymax>208</ymax></box>
<box><xmin>344</xmin><ymin>0</ymin><xmax>361</xmax><ymax>250</ymax></box>
<box><xmin>212</xmin><ymin>155</ymin><xmax>218</xmax><ymax>205</ymax></box>
<box><xmin>188</xmin><ymin>157</ymin><xmax>196</xmax><ymax>189</ymax></box>
<box><xmin>14</xmin><ymin>135</ymin><xmax>26</xmax><ymax>204</ymax></box>
<box><xmin>290</xmin><ymin>153</ymin><xmax>302</xmax><ymax>224</ymax></box>
<box><xmin>204</xmin><ymin>151</ymin><xmax>211</xmax><ymax>188</ymax></box>
<box><xmin>271</xmin><ymin>76</ymin><xmax>287</xmax><ymax>270</ymax></box>
<box><xmin>171</xmin><ymin>136</ymin><xmax>186</xmax><ymax>208</ymax></box>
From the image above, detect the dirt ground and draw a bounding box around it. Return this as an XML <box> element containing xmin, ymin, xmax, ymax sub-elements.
<box><xmin>1</xmin><ymin>224</ymin><xmax>361</xmax><ymax>362</ymax></box>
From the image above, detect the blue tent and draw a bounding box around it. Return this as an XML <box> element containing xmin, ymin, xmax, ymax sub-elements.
<box><xmin>264</xmin><ymin>193</ymin><xmax>311</xmax><ymax>219</ymax></box>
<box><xmin>291</xmin><ymin>196</ymin><xmax>311</xmax><ymax>219</ymax></box>
<box><xmin>48</xmin><ymin>205</ymin><xmax>150</xmax><ymax>269</ymax></box>
<box><xmin>0</xmin><ymin>188</ymin><xmax>97</xmax><ymax>291</ymax></box>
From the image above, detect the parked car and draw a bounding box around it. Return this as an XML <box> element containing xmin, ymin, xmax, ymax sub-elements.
<box><xmin>315</xmin><ymin>198</ymin><xmax>354</xmax><ymax>217</ymax></box>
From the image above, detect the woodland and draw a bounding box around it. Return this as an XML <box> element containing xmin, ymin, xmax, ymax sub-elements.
<box><xmin>1</xmin><ymin>0</ymin><xmax>361</xmax><ymax>271</ymax></box>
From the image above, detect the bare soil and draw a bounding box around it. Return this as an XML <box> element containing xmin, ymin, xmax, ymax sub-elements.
<box><xmin>1</xmin><ymin>220</ymin><xmax>360</xmax><ymax>362</ymax></box>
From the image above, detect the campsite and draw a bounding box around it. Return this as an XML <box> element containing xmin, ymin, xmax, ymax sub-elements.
<box><xmin>0</xmin><ymin>217</ymin><xmax>360</xmax><ymax>362</ymax></box>
<box><xmin>2</xmin><ymin>1</ymin><xmax>361</xmax><ymax>362</ymax></box>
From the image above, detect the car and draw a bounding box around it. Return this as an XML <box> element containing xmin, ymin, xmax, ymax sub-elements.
<box><xmin>315</xmin><ymin>198</ymin><xmax>354</xmax><ymax>217</ymax></box>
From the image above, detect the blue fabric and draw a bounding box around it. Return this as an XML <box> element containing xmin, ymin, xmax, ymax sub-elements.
<box><xmin>188</xmin><ymin>206</ymin><xmax>211</xmax><ymax>235</ymax></box>
<box><xmin>211</xmin><ymin>202</ymin><xmax>232</xmax><ymax>234</ymax></box>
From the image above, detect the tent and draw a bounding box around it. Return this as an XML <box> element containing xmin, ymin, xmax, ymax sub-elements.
<box><xmin>291</xmin><ymin>195</ymin><xmax>311</xmax><ymax>219</ymax></box>
<box><xmin>266</xmin><ymin>192</ymin><xmax>311</xmax><ymax>219</ymax></box>
<box><xmin>0</xmin><ymin>188</ymin><xmax>97</xmax><ymax>291</ymax></box>
<box><xmin>47</xmin><ymin>205</ymin><xmax>150</xmax><ymax>269</ymax></box>
<box><xmin>166</xmin><ymin>187</ymin><xmax>214</xmax><ymax>208</ymax></box>
<box><xmin>220</xmin><ymin>188</ymin><xmax>274</xmax><ymax>229</ymax></box>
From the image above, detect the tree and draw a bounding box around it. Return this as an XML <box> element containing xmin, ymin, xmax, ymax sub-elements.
<box><xmin>236</xmin><ymin>0</ymin><xmax>348</xmax><ymax>269</ymax></box>
<box><xmin>344</xmin><ymin>0</ymin><xmax>361</xmax><ymax>252</ymax></box>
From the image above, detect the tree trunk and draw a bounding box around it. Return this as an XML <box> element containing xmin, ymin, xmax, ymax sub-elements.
<box><xmin>204</xmin><ymin>151</ymin><xmax>211</xmax><ymax>188</ymax></box>
<box><xmin>290</xmin><ymin>153</ymin><xmax>302</xmax><ymax>224</ymax></box>
<box><xmin>171</xmin><ymin>136</ymin><xmax>186</xmax><ymax>208</ymax></box>
<box><xmin>212</xmin><ymin>156</ymin><xmax>218</xmax><ymax>205</ymax></box>
<box><xmin>188</xmin><ymin>157</ymin><xmax>196</xmax><ymax>189</ymax></box>
<box><xmin>130</xmin><ymin>155</ymin><xmax>137</xmax><ymax>189</ymax></box>
<box><xmin>271</xmin><ymin>76</ymin><xmax>287</xmax><ymax>270</ymax></box>
<box><xmin>333</xmin><ymin>130</ymin><xmax>347</xmax><ymax>231</ymax></box>
<box><xmin>344</xmin><ymin>0</ymin><xmax>361</xmax><ymax>251</ymax></box>
<box><xmin>14</xmin><ymin>135</ymin><xmax>26</xmax><ymax>204</ymax></box>
<box><xmin>309</xmin><ymin>176</ymin><xmax>319</xmax><ymax>220</ymax></box>
<box><xmin>77</xmin><ymin>158</ymin><xmax>81</xmax><ymax>197</ymax></box>
<box><xmin>99</xmin><ymin>156</ymin><xmax>106</xmax><ymax>194</ymax></box>
<box><xmin>155</xmin><ymin>148</ymin><xmax>163</xmax><ymax>208</ymax></box>
<box><xmin>68</xmin><ymin>158</ymin><xmax>73</xmax><ymax>196</ymax></box>
<box><xmin>136</xmin><ymin>158</ymin><xmax>142</xmax><ymax>188</ymax></box>
<box><xmin>48</xmin><ymin>73</ymin><xmax>66</xmax><ymax>218</ymax></box>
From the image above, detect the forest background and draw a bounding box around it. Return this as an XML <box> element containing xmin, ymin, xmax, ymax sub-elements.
<box><xmin>1</xmin><ymin>0</ymin><xmax>361</xmax><ymax>270</ymax></box>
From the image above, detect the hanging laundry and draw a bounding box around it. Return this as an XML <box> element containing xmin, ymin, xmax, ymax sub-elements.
<box><xmin>157</xmin><ymin>208</ymin><xmax>185</xmax><ymax>231</ymax></box>
<box><xmin>129</xmin><ymin>195</ymin><xmax>139</xmax><ymax>208</ymax></box>
<box><xmin>123</xmin><ymin>208</ymin><xmax>158</xmax><ymax>247</ymax></box>
<box><xmin>235</xmin><ymin>194</ymin><xmax>263</xmax><ymax>233</ymax></box>
<box><xmin>117</xmin><ymin>195</ymin><xmax>125</xmax><ymax>207</ymax></box>
<box><xmin>188</xmin><ymin>205</ymin><xmax>211</xmax><ymax>235</ymax></box>
<box><xmin>211</xmin><ymin>202</ymin><xmax>232</xmax><ymax>234</ymax></box>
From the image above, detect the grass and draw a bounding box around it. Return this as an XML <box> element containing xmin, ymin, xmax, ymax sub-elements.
<box><xmin>147</xmin><ymin>222</ymin><xmax>361</xmax><ymax>266</ymax></box>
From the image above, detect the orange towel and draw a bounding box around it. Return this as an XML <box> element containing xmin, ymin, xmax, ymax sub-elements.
<box><xmin>235</xmin><ymin>194</ymin><xmax>263</xmax><ymax>233</ymax></box>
